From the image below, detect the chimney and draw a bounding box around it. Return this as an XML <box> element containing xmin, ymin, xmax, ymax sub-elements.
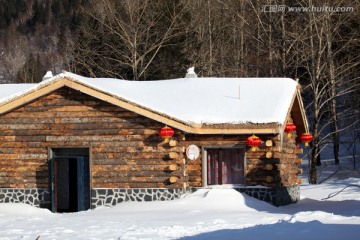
<box><xmin>185</xmin><ymin>67</ymin><xmax>197</xmax><ymax>78</ymax></box>
<box><xmin>42</xmin><ymin>71</ymin><xmax>53</xmax><ymax>81</ymax></box>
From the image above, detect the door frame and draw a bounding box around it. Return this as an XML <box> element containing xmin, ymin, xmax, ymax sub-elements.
<box><xmin>201</xmin><ymin>145</ymin><xmax>247</xmax><ymax>187</ymax></box>
<box><xmin>48</xmin><ymin>146</ymin><xmax>92</xmax><ymax>212</ymax></box>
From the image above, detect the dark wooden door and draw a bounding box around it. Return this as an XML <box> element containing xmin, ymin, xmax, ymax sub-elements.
<box><xmin>207</xmin><ymin>148</ymin><xmax>245</xmax><ymax>185</ymax></box>
<box><xmin>50</xmin><ymin>156</ymin><xmax>90</xmax><ymax>212</ymax></box>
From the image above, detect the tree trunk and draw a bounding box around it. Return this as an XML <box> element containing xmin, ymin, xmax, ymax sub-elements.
<box><xmin>325</xmin><ymin>11</ymin><xmax>340</xmax><ymax>164</ymax></box>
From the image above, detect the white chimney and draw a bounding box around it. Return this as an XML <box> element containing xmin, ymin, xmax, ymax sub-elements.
<box><xmin>185</xmin><ymin>67</ymin><xmax>198</xmax><ymax>78</ymax></box>
<box><xmin>42</xmin><ymin>71</ymin><xmax>53</xmax><ymax>81</ymax></box>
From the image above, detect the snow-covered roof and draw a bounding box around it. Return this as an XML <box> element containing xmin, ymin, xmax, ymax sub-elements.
<box><xmin>0</xmin><ymin>84</ymin><xmax>37</xmax><ymax>103</ymax></box>
<box><xmin>0</xmin><ymin>72</ymin><xmax>305</xmax><ymax>133</ymax></box>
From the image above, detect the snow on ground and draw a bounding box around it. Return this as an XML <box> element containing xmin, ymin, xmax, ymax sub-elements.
<box><xmin>0</xmin><ymin>158</ymin><xmax>359</xmax><ymax>240</ymax></box>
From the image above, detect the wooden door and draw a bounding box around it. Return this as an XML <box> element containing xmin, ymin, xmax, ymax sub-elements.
<box><xmin>49</xmin><ymin>156</ymin><xmax>90</xmax><ymax>212</ymax></box>
<box><xmin>207</xmin><ymin>148</ymin><xmax>245</xmax><ymax>185</ymax></box>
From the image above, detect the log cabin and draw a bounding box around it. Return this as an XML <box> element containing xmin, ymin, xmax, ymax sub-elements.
<box><xmin>0</xmin><ymin>71</ymin><xmax>309</xmax><ymax>212</ymax></box>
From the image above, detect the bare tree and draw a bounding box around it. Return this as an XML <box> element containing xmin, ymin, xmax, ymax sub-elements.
<box><xmin>73</xmin><ymin>0</ymin><xmax>189</xmax><ymax>80</ymax></box>
<box><xmin>291</xmin><ymin>0</ymin><xmax>360</xmax><ymax>183</ymax></box>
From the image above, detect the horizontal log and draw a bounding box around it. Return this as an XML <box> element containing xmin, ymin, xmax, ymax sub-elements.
<box><xmin>265</xmin><ymin>140</ymin><xmax>273</xmax><ymax>147</ymax></box>
<box><xmin>93</xmin><ymin>152</ymin><xmax>168</xmax><ymax>160</ymax></box>
<box><xmin>0</xmin><ymin>123</ymin><xmax>53</xmax><ymax>130</ymax></box>
<box><xmin>0</xmin><ymin>109</ymin><xmax>149</xmax><ymax>119</ymax></box>
<box><xmin>93</xmin><ymin>182</ymin><xmax>130</xmax><ymax>188</ymax></box>
<box><xmin>93</xmin><ymin>142</ymin><xmax>145</xmax><ymax>149</ymax></box>
<box><xmin>95</xmin><ymin>164</ymin><xmax>173</xmax><ymax>172</ymax></box>
<box><xmin>187</xmin><ymin>175</ymin><xmax>201</xmax><ymax>182</ymax></box>
<box><xmin>0</xmin><ymin>129</ymin><xmax>158</xmax><ymax>137</ymax></box>
<box><xmin>246</xmin><ymin>152</ymin><xmax>267</xmax><ymax>159</ymax></box>
<box><xmin>185</xmin><ymin>165</ymin><xmax>201</xmax><ymax>171</ymax></box>
<box><xmin>0</xmin><ymin>136</ymin><xmax>16</xmax><ymax>141</ymax></box>
<box><xmin>283</xmin><ymin>147</ymin><xmax>294</xmax><ymax>154</ymax></box>
<box><xmin>0</xmin><ymin>153</ymin><xmax>47</xmax><ymax>160</ymax></box>
<box><xmin>93</xmin><ymin>176</ymin><xmax>171</xmax><ymax>183</ymax></box>
<box><xmin>95</xmin><ymin>146</ymin><xmax>183</xmax><ymax>154</ymax></box>
<box><xmin>15</xmin><ymin>136</ymin><xmax>46</xmax><ymax>142</ymax></box>
<box><xmin>92</xmin><ymin>165</ymin><xmax>131</xmax><ymax>172</ymax></box>
<box><xmin>1</xmin><ymin>117</ymin><xmax>160</xmax><ymax>129</ymax></box>
<box><xmin>129</xmin><ymin>176</ymin><xmax>172</xmax><ymax>182</ymax></box>
<box><xmin>93</xmin><ymin>158</ymin><xmax>181</xmax><ymax>166</ymax></box>
<box><xmin>128</xmin><ymin>182</ymin><xmax>169</xmax><ymax>188</ymax></box>
<box><xmin>94</xmin><ymin>182</ymin><xmax>175</xmax><ymax>189</ymax></box>
<box><xmin>273</xmin><ymin>152</ymin><xmax>296</xmax><ymax>159</ymax></box>
<box><xmin>266</xmin><ymin>151</ymin><xmax>273</xmax><ymax>158</ymax></box>
<box><xmin>168</xmin><ymin>164</ymin><xmax>179</xmax><ymax>171</ymax></box>
<box><xmin>266</xmin><ymin>176</ymin><xmax>274</xmax><ymax>183</ymax></box>
<box><xmin>169</xmin><ymin>140</ymin><xmax>177</xmax><ymax>147</ymax></box>
<box><xmin>0</xmin><ymin>166</ymin><xmax>47</xmax><ymax>172</ymax></box>
<box><xmin>272</xmin><ymin>146</ymin><xmax>282</xmax><ymax>152</ymax></box>
<box><xmin>168</xmin><ymin>152</ymin><xmax>179</xmax><ymax>159</ymax></box>
<box><xmin>294</xmin><ymin>158</ymin><xmax>302</xmax><ymax>164</ymax></box>
<box><xmin>265</xmin><ymin>163</ymin><xmax>274</xmax><ymax>171</ymax></box>
<box><xmin>295</xmin><ymin>148</ymin><xmax>304</xmax><ymax>155</ymax></box>
<box><xmin>0</xmin><ymin>147</ymin><xmax>47</xmax><ymax>154</ymax></box>
<box><xmin>169</xmin><ymin>176</ymin><xmax>179</xmax><ymax>183</ymax></box>
<box><xmin>46</xmin><ymin>135</ymin><xmax>126</xmax><ymax>142</ymax></box>
<box><xmin>93</xmin><ymin>170</ymin><xmax>173</xmax><ymax>178</ymax></box>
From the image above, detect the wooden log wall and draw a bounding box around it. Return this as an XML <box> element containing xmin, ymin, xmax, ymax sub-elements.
<box><xmin>0</xmin><ymin>87</ymin><xmax>183</xmax><ymax>189</ymax></box>
<box><xmin>245</xmin><ymin>133</ymin><xmax>302</xmax><ymax>187</ymax></box>
<box><xmin>0</xmin><ymin>86</ymin><xmax>303</xmax><ymax>190</ymax></box>
<box><xmin>183</xmin><ymin>132</ymin><xmax>302</xmax><ymax>188</ymax></box>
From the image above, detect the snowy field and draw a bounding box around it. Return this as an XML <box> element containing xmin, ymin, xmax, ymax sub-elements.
<box><xmin>0</xmin><ymin>158</ymin><xmax>359</xmax><ymax>240</ymax></box>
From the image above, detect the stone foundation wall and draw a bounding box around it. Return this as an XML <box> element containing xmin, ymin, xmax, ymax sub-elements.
<box><xmin>0</xmin><ymin>188</ymin><xmax>50</xmax><ymax>207</ymax></box>
<box><xmin>0</xmin><ymin>188</ymin><xmax>195</xmax><ymax>209</ymax></box>
<box><xmin>0</xmin><ymin>185</ymin><xmax>299</xmax><ymax>209</ymax></box>
<box><xmin>238</xmin><ymin>185</ymin><xmax>300</xmax><ymax>206</ymax></box>
<box><xmin>91</xmin><ymin>188</ymin><xmax>196</xmax><ymax>208</ymax></box>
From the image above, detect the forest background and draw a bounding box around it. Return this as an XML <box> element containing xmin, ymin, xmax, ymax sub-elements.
<box><xmin>0</xmin><ymin>0</ymin><xmax>359</xmax><ymax>183</ymax></box>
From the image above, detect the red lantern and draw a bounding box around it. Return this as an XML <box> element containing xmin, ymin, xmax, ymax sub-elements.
<box><xmin>246</xmin><ymin>134</ymin><xmax>262</xmax><ymax>151</ymax></box>
<box><xmin>284</xmin><ymin>122</ymin><xmax>296</xmax><ymax>138</ymax></box>
<box><xmin>159</xmin><ymin>126</ymin><xmax>174</xmax><ymax>142</ymax></box>
<box><xmin>300</xmin><ymin>133</ymin><xmax>313</xmax><ymax>146</ymax></box>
